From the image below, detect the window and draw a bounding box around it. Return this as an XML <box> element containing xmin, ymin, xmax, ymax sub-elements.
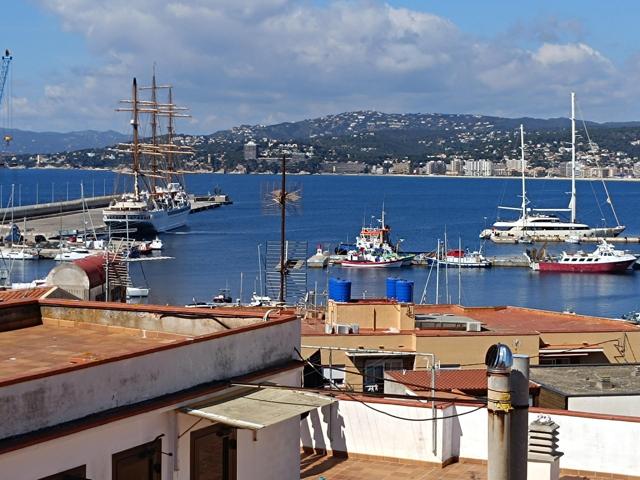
<box><xmin>364</xmin><ymin>358</ymin><xmax>406</xmax><ymax>393</ymax></box>
<box><xmin>39</xmin><ymin>466</ymin><xmax>87</xmax><ymax>480</ymax></box>
<box><xmin>191</xmin><ymin>424</ymin><xmax>237</xmax><ymax>480</ymax></box>
<box><xmin>322</xmin><ymin>365</ymin><xmax>346</xmax><ymax>386</ymax></box>
<box><xmin>112</xmin><ymin>438</ymin><xmax>162</xmax><ymax>480</ymax></box>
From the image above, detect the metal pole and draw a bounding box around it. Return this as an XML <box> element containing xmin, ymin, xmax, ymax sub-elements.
<box><xmin>279</xmin><ymin>154</ymin><xmax>286</xmax><ymax>303</ymax></box>
<box><xmin>36</xmin><ymin>183</ymin><xmax>39</xmax><ymax>205</ymax></box>
<box><xmin>487</xmin><ymin>344</ymin><xmax>513</xmax><ymax>480</ymax></box>
<box><xmin>431</xmin><ymin>360</ymin><xmax>437</xmax><ymax>456</ymax></box>
<box><xmin>66</xmin><ymin>182</ymin><xmax>69</xmax><ymax>202</ymax></box>
<box><xmin>18</xmin><ymin>184</ymin><xmax>21</xmax><ymax>207</ymax></box>
<box><xmin>51</xmin><ymin>182</ymin><xmax>54</xmax><ymax>203</ymax></box>
<box><xmin>510</xmin><ymin>355</ymin><xmax>530</xmax><ymax>480</ymax></box>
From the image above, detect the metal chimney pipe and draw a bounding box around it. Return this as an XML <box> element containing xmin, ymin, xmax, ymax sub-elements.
<box><xmin>485</xmin><ymin>344</ymin><xmax>514</xmax><ymax>480</ymax></box>
<box><xmin>510</xmin><ymin>354</ymin><xmax>530</xmax><ymax>480</ymax></box>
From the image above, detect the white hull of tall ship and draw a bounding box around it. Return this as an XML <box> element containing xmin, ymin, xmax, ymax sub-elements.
<box><xmin>103</xmin><ymin>200</ymin><xmax>191</xmax><ymax>234</ymax></box>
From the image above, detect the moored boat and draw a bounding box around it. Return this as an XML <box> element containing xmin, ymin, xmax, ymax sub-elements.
<box><xmin>430</xmin><ymin>249</ymin><xmax>491</xmax><ymax>268</ymax></box>
<box><xmin>341</xmin><ymin>208</ymin><xmax>414</xmax><ymax>269</ymax></box>
<box><xmin>526</xmin><ymin>240</ymin><xmax>636</xmax><ymax>273</ymax></box>
<box><xmin>480</xmin><ymin>98</ymin><xmax>624</xmax><ymax>243</ymax></box>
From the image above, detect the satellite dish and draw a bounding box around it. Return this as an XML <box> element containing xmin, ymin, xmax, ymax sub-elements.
<box><xmin>485</xmin><ymin>343</ymin><xmax>513</xmax><ymax>372</ymax></box>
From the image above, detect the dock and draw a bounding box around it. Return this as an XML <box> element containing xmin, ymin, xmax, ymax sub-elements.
<box><xmin>0</xmin><ymin>197</ymin><xmax>231</xmax><ymax>241</ymax></box>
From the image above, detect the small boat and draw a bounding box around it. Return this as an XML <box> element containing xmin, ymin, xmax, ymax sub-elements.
<box><xmin>1</xmin><ymin>246</ymin><xmax>39</xmax><ymax>260</ymax></box>
<box><xmin>213</xmin><ymin>288</ymin><xmax>232</xmax><ymax>304</ymax></box>
<box><xmin>126</xmin><ymin>286</ymin><xmax>150</xmax><ymax>297</ymax></box>
<box><xmin>430</xmin><ymin>249</ymin><xmax>491</xmax><ymax>268</ymax></box>
<box><xmin>138</xmin><ymin>242</ymin><xmax>153</xmax><ymax>255</ymax></box>
<box><xmin>564</xmin><ymin>235</ymin><xmax>581</xmax><ymax>244</ymax></box>
<box><xmin>150</xmin><ymin>237</ymin><xmax>163</xmax><ymax>250</ymax></box>
<box><xmin>307</xmin><ymin>246</ymin><xmax>330</xmax><ymax>268</ymax></box>
<box><xmin>526</xmin><ymin>240</ymin><xmax>636</xmax><ymax>273</ymax></box>
<box><xmin>54</xmin><ymin>248</ymin><xmax>94</xmax><ymax>261</ymax></box>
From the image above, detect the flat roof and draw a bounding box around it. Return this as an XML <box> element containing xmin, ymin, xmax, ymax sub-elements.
<box><xmin>415</xmin><ymin>305</ymin><xmax>640</xmax><ymax>334</ymax></box>
<box><xmin>302</xmin><ymin>302</ymin><xmax>640</xmax><ymax>337</ymax></box>
<box><xmin>0</xmin><ymin>298</ymin><xmax>298</xmax><ymax>387</ymax></box>
<box><xmin>531</xmin><ymin>364</ymin><xmax>640</xmax><ymax>396</ymax></box>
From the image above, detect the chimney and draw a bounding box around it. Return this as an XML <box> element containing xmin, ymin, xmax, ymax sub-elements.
<box><xmin>527</xmin><ymin>415</ymin><xmax>563</xmax><ymax>480</ymax></box>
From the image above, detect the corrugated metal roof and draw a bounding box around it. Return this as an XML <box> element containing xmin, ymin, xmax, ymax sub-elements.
<box><xmin>73</xmin><ymin>254</ymin><xmax>108</xmax><ymax>288</ymax></box>
<box><xmin>182</xmin><ymin>387</ymin><xmax>336</xmax><ymax>430</ymax></box>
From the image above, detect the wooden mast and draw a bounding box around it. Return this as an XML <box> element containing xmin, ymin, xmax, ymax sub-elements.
<box><xmin>132</xmin><ymin>78</ymin><xmax>140</xmax><ymax>199</ymax></box>
<box><xmin>150</xmin><ymin>67</ymin><xmax>158</xmax><ymax>194</ymax></box>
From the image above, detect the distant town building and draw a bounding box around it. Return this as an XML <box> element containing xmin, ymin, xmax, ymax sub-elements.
<box><xmin>244</xmin><ymin>140</ymin><xmax>257</xmax><ymax>161</ymax></box>
<box><xmin>464</xmin><ymin>159</ymin><xmax>493</xmax><ymax>176</ymax></box>
<box><xmin>447</xmin><ymin>159</ymin><xmax>464</xmax><ymax>175</ymax></box>
<box><xmin>389</xmin><ymin>160</ymin><xmax>411</xmax><ymax>174</ymax></box>
<box><xmin>321</xmin><ymin>161</ymin><xmax>366</xmax><ymax>174</ymax></box>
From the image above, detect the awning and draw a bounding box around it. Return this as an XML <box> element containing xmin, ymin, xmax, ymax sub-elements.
<box><xmin>181</xmin><ymin>387</ymin><xmax>336</xmax><ymax>430</ymax></box>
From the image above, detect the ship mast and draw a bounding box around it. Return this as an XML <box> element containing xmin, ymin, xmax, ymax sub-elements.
<box><xmin>520</xmin><ymin>124</ymin><xmax>526</xmax><ymax>219</ymax></box>
<box><xmin>167</xmin><ymin>86</ymin><xmax>175</xmax><ymax>181</ymax></box>
<box><xmin>570</xmin><ymin>91</ymin><xmax>577</xmax><ymax>224</ymax></box>
<box><xmin>149</xmin><ymin>67</ymin><xmax>158</xmax><ymax>193</ymax></box>
<box><xmin>132</xmin><ymin>78</ymin><xmax>140</xmax><ymax>199</ymax></box>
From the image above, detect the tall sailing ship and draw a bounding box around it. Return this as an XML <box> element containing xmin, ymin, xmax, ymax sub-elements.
<box><xmin>479</xmin><ymin>93</ymin><xmax>625</xmax><ymax>243</ymax></box>
<box><xmin>103</xmin><ymin>72</ymin><xmax>194</xmax><ymax>234</ymax></box>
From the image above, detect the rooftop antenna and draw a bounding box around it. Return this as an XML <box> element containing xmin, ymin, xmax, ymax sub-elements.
<box><xmin>261</xmin><ymin>155</ymin><xmax>302</xmax><ymax>302</ymax></box>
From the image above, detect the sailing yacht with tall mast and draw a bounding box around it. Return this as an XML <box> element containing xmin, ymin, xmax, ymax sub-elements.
<box><xmin>103</xmin><ymin>72</ymin><xmax>193</xmax><ymax>234</ymax></box>
<box><xmin>480</xmin><ymin>93</ymin><xmax>625</xmax><ymax>243</ymax></box>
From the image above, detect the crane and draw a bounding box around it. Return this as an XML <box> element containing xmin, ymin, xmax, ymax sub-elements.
<box><xmin>1</xmin><ymin>49</ymin><xmax>13</xmax><ymax>146</ymax></box>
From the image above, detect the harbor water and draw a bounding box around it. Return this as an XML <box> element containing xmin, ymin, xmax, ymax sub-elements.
<box><xmin>3</xmin><ymin>169</ymin><xmax>640</xmax><ymax>318</ymax></box>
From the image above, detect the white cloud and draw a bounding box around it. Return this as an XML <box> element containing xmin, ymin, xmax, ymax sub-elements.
<box><xmin>14</xmin><ymin>1</ymin><xmax>637</xmax><ymax>132</ymax></box>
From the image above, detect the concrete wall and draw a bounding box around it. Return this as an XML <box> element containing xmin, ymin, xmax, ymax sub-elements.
<box><xmin>302</xmin><ymin>400</ymin><xmax>640</xmax><ymax>476</ymax></box>
<box><xmin>301</xmin><ymin>400</ymin><xmax>445</xmax><ymax>464</ymax></box>
<box><xmin>327</xmin><ymin>301</ymin><xmax>415</xmax><ymax>331</ymax></box>
<box><xmin>0</xmin><ymin>318</ymin><xmax>300</xmax><ymax>440</ymax></box>
<box><xmin>568</xmin><ymin>395</ymin><xmax>640</xmax><ymax>417</ymax></box>
<box><xmin>0</xmin><ymin>369</ymin><xmax>302</xmax><ymax>480</ymax></box>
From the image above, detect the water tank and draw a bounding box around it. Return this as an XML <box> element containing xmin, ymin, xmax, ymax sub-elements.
<box><xmin>395</xmin><ymin>280</ymin><xmax>414</xmax><ymax>303</ymax></box>
<box><xmin>329</xmin><ymin>278</ymin><xmax>351</xmax><ymax>302</ymax></box>
<box><xmin>386</xmin><ymin>277</ymin><xmax>398</xmax><ymax>299</ymax></box>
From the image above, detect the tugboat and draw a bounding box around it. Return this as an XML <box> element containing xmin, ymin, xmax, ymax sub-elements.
<box><xmin>341</xmin><ymin>209</ymin><xmax>414</xmax><ymax>268</ymax></box>
<box><xmin>526</xmin><ymin>240</ymin><xmax>636</xmax><ymax>273</ymax></box>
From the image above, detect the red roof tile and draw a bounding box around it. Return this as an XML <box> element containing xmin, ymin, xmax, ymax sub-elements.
<box><xmin>0</xmin><ymin>287</ymin><xmax>54</xmax><ymax>302</ymax></box>
<box><xmin>386</xmin><ymin>369</ymin><xmax>489</xmax><ymax>392</ymax></box>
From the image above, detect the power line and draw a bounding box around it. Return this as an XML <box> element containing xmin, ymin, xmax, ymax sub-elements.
<box><xmin>296</xmin><ymin>348</ymin><xmax>487</xmax><ymax>423</ymax></box>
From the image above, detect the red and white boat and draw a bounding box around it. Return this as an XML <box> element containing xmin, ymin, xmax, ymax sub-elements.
<box><xmin>341</xmin><ymin>208</ymin><xmax>414</xmax><ymax>269</ymax></box>
<box><xmin>527</xmin><ymin>240</ymin><xmax>636</xmax><ymax>273</ymax></box>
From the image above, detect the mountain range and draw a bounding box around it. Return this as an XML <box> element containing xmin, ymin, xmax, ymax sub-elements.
<box><xmin>2</xmin><ymin>128</ymin><xmax>129</xmax><ymax>155</ymax></box>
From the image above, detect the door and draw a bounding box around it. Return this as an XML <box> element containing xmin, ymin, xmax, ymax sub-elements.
<box><xmin>190</xmin><ymin>424</ymin><xmax>237</xmax><ymax>480</ymax></box>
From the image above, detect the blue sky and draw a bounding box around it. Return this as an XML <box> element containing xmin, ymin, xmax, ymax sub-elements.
<box><xmin>3</xmin><ymin>1</ymin><xmax>640</xmax><ymax>133</ymax></box>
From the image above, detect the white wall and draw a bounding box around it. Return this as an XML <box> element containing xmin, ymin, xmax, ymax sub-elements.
<box><xmin>0</xmin><ymin>318</ymin><xmax>300</xmax><ymax>439</ymax></box>
<box><xmin>0</xmin><ymin>368</ymin><xmax>303</xmax><ymax>480</ymax></box>
<box><xmin>568</xmin><ymin>395</ymin><xmax>640</xmax><ymax>417</ymax></box>
<box><xmin>301</xmin><ymin>400</ymin><xmax>445</xmax><ymax>464</ymax></box>
<box><xmin>302</xmin><ymin>400</ymin><xmax>640</xmax><ymax>476</ymax></box>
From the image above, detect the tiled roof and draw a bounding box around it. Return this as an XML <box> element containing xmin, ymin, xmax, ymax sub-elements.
<box><xmin>0</xmin><ymin>287</ymin><xmax>54</xmax><ymax>302</ymax></box>
<box><xmin>386</xmin><ymin>369</ymin><xmax>489</xmax><ymax>392</ymax></box>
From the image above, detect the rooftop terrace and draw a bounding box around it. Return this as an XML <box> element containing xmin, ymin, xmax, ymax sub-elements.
<box><xmin>531</xmin><ymin>363</ymin><xmax>640</xmax><ymax>396</ymax></box>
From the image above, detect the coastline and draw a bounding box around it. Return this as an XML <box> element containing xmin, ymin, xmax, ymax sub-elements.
<box><xmin>6</xmin><ymin>166</ymin><xmax>640</xmax><ymax>183</ymax></box>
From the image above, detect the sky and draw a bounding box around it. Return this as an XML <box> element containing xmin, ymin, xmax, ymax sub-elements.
<box><xmin>3</xmin><ymin>0</ymin><xmax>640</xmax><ymax>134</ymax></box>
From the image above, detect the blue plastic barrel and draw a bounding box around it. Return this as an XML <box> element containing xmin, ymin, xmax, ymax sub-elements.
<box><xmin>395</xmin><ymin>280</ymin><xmax>414</xmax><ymax>303</ymax></box>
<box><xmin>329</xmin><ymin>278</ymin><xmax>352</xmax><ymax>302</ymax></box>
<box><xmin>386</xmin><ymin>277</ymin><xmax>398</xmax><ymax>299</ymax></box>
